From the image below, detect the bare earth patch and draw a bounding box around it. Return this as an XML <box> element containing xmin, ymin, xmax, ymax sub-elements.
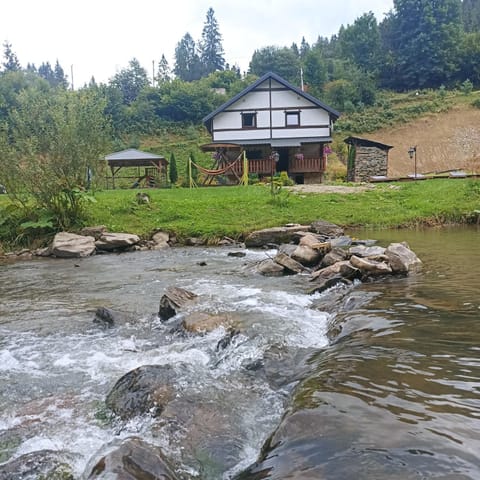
<box><xmin>287</xmin><ymin>184</ymin><xmax>373</xmax><ymax>194</ymax></box>
<box><xmin>368</xmin><ymin>105</ymin><xmax>480</xmax><ymax>177</ymax></box>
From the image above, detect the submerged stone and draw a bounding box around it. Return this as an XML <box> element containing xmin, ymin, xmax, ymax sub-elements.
<box><xmin>85</xmin><ymin>437</ymin><xmax>180</xmax><ymax>479</ymax></box>
<box><xmin>106</xmin><ymin>365</ymin><xmax>178</xmax><ymax>420</ymax></box>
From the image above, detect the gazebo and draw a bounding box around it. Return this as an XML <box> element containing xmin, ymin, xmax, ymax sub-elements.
<box><xmin>105</xmin><ymin>148</ymin><xmax>168</xmax><ymax>189</ymax></box>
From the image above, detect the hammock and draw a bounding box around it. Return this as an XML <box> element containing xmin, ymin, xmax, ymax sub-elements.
<box><xmin>190</xmin><ymin>153</ymin><xmax>242</xmax><ymax>176</ymax></box>
<box><xmin>188</xmin><ymin>151</ymin><xmax>248</xmax><ymax>187</ymax></box>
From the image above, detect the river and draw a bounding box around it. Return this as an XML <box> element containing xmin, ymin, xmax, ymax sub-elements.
<box><xmin>0</xmin><ymin>226</ymin><xmax>479</xmax><ymax>479</ymax></box>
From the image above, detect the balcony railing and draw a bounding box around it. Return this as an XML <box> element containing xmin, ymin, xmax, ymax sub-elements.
<box><xmin>228</xmin><ymin>157</ymin><xmax>325</xmax><ymax>175</ymax></box>
<box><xmin>288</xmin><ymin>157</ymin><xmax>323</xmax><ymax>173</ymax></box>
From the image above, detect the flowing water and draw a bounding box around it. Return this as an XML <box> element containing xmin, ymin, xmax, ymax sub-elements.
<box><xmin>0</xmin><ymin>226</ymin><xmax>479</xmax><ymax>479</ymax></box>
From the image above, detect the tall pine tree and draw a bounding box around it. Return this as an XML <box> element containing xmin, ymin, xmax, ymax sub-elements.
<box><xmin>199</xmin><ymin>7</ymin><xmax>225</xmax><ymax>75</ymax></box>
<box><xmin>157</xmin><ymin>54</ymin><xmax>171</xmax><ymax>84</ymax></box>
<box><xmin>54</xmin><ymin>60</ymin><xmax>69</xmax><ymax>89</ymax></box>
<box><xmin>174</xmin><ymin>33</ymin><xmax>202</xmax><ymax>81</ymax></box>
<box><xmin>2</xmin><ymin>41</ymin><xmax>20</xmax><ymax>72</ymax></box>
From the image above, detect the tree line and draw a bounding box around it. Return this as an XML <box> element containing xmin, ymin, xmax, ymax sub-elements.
<box><xmin>1</xmin><ymin>1</ymin><xmax>480</xmax><ymax>133</ymax></box>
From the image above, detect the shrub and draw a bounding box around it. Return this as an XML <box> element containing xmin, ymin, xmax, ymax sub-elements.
<box><xmin>460</xmin><ymin>79</ymin><xmax>474</xmax><ymax>95</ymax></box>
<box><xmin>278</xmin><ymin>171</ymin><xmax>295</xmax><ymax>186</ymax></box>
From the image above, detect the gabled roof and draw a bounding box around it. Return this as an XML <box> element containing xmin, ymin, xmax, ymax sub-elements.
<box><xmin>105</xmin><ymin>148</ymin><xmax>166</xmax><ymax>161</ymax></box>
<box><xmin>344</xmin><ymin>136</ymin><xmax>393</xmax><ymax>151</ymax></box>
<box><xmin>202</xmin><ymin>71</ymin><xmax>341</xmax><ymax>128</ymax></box>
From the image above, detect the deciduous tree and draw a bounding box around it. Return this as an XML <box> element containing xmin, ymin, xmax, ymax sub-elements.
<box><xmin>249</xmin><ymin>46</ymin><xmax>301</xmax><ymax>84</ymax></box>
<box><xmin>381</xmin><ymin>0</ymin><xmax>463</xmax><ymax>89</ymax></box>
<box><xmin>0</xmin><ymin>86</ymin><xmax>111</xmax><ymax>229</ymax></box>
<box><xmin>110</xmin><ymin>58</ymin><xmax>150</xmax><ymax>105</ymax></box>
<box><xmin>338</xmin><ymin>12</ymin><xmax>381</xmax><ymax>73</ymax></box>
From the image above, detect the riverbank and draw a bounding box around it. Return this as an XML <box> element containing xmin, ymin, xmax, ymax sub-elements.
<box><xmin>0</xmin><ymin>178</ymin><xmax>479</xmax><ymax>256</ymax></box>
<box><xmin>86</xmin><ymin>178</ymin><xmax>480</xmax><ymax>237</ymax></box>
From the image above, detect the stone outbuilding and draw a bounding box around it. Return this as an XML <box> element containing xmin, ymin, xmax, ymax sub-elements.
<box><xmin>344</xmin><ymin>137</ymin><xmax>393</xmax><ymax>182</ymax></box>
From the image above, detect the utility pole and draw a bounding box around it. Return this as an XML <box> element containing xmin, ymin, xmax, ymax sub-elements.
<box><xmin>70</xmin><ymin>64</ymin><xmax>74</xmax><ymax>90</ymax></box>
<box><xmin>152</xmin><ymin>60</ymin><xmax>155</xmax><ymax>87</ymax></box>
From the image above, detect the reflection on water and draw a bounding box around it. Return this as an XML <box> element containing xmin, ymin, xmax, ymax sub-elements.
<box><xmin>241</xmin><ymin>226</ymin><xmax>480</xmax><ymax>479</ymax></box>
<box><xmin>1</xmin><ymin>226</ymin><xmax>479</xmax><ymax>479</ymax></box>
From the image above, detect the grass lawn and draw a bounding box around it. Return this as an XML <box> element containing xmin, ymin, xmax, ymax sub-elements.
<box><xmin>85</xmin><ymin>178</ymin><xmax>480</xmax><ymax>241</ymax></box>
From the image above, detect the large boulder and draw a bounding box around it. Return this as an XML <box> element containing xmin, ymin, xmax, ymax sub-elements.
<box><xmin>349</xmin><ymin>245</ymin><xmax>386</xmax><ymax>257</ymax></box>
<box><xmin>50</xmin><ymin>232</ymin><xmax>96</xmax><ymax>258</ymax></box>
<box><xmin>257</xmin><ymin>259</ymin><xmax>285</xmax><ymax>277</ymax></box>
<box><xmin>0</xmin><ymin>450</ymin><xmax>74</xmax><ymax>480</ymax></box>
<box><xmin>244</xmin><ymin>225</ymin><xmax>310</xmax><ymax>248</ymax></box>
<box><xmin>320</xmin><ymin>247</ymin><xmax>349</xmax><ymax>267</ymax></box>
<box><xmin>95</xmin><ymin>232</ymin><xmax>140</xmax><ymax>251</ymax></box>
<box><xmin>152</xmin><ymin>231</ymin><xmax>170</xmax><ymax>250</ymax></box>
<box><xmin>159</xmin><ymin>287</ymin><xmax>198</xmax><ymax>320</ymax></box>
<box><xmin>350</xmin><ymin>255</ymin><xmax>392</xmax><ymax>276</ymax></box>
<box><xmin>106</xmin><ymin>365</ymin><xmax>179</xmax><ymax>420</ymax></box>
<box><xmin>274</xmin><ymin>252</ymin><xmax>307</xmax><ymax>274</ymax></box>
<box><xmin>85</xmin><ymin>437</ymin><xmax>180</xmax><ymax>480</ymax></box>
<box><xmin>386</xmin><ymin>242</ymin><xmax>423</xmax><ymax>273</ymax></box>
<box><xmin>291</xmin><ymin>245</ymin><xmax>322</xmax><ymax>267</ymax></box>
<box><xmin>311</xmin><ymin>260</ymin><xmax>352</xmax><ymax>280</ymax></box>
<box><xmin>309</xmin><ymin>220</ymin><xmax>344</xmax><ymax>237</ymax></box>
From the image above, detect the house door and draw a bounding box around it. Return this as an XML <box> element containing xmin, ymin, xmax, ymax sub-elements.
<box><xmin>276</xmin><ymin>147</ymin><xmax>289</xmax><ymax>173</ymax></box>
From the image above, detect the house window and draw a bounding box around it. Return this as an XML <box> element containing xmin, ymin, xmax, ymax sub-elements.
<box><xmin>285</xmin><ymin>111</ymin><xmax>300</xmax><ymax>127</ymax></box>
<box><xmin>242</xmin><ymin>112</ymin><xmax>257</xmax><ymax>128</ymax></box>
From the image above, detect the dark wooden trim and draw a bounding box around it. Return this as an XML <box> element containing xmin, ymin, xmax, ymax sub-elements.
<box><xmin>213</xmin><ymin>127</ymin><xmax>271</xmax><ymax>133</ymax></box>
<box><xmin>273</xmin><ymin>124</ymin><xmax>329</xmax><ymax>130</ymax></box>
<box><xmin>285</xmin><ymin>111</ymin><xmax>300</xmax><ymax>127</ymax></box>
<box><xmin>269</xmin><ymin>78</ymin><xmax>273</xmax><ymax>139</ymax></box>
<box><xmin>224</xmin><ymin>105</ymin><xmax>319</xmax><ymax>113</ymax></box>
<box><xmin>252</xmin><ymin>87</ymin><xmax>292</xmax><ymax>92</ymax></box>
<box><xmin>212</xmin><ymin>124</ymin><xmax>329</xmax><ymax>133</ymax></box>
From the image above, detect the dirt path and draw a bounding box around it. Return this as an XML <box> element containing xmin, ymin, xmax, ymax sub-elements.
<box><xmin>287</xmin><ymin>184</ymin><xmax>374</xmax><ymax>194</ymax></box>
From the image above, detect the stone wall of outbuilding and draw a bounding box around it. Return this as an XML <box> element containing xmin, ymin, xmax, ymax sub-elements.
<box><xmin>348</xmin><ymin>146</ymin><xmax>388</xmax><ymax>182</ymax></box>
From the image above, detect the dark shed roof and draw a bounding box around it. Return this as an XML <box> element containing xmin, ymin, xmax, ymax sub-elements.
<box><xmin>203</xmin><ymin>71</ymin><xmax>341</xmax><ymax>132</ymax></box>
<box><xmin>344</xmin><ymin>137</ymin><xmax>393</xmax><ymax>151</ymax></box>
<box><xmin>105</xmin><ymin>149</ymin><xmax>167</xmax><ymax>168</ymax></box>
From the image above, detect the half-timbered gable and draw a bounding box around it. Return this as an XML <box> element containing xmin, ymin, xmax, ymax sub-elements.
<box><xmin>203</xmin><ymin>72</ymin><xmax>340</xmax><ymax>184</ymax></box>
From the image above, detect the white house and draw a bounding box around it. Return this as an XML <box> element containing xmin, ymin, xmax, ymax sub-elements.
<box><xmin>202</xmin><ymin>71</ymin><xmax>340</xmax><ymax>184</ymax></box>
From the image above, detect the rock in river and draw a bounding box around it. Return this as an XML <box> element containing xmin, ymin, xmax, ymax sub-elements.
<box><xmin>85</xmin><ymin>437</ymin><xmax>181</xmax><ymax>479</ymax></box>
<box><xmin>50</xmin><ymin>232</ymin><xmax>96</xmax><ymax>258</ymax></box>
<box><xmin>106</xmin><ymin>365</ymin><xmax>180</xmax><ymax>420</ymax></box>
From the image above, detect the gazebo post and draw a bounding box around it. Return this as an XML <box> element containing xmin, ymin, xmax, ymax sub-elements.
<box><xmin>110</xmin><ymin>165</ymin><xmax>115</xmax><ymax>189</ymax></box>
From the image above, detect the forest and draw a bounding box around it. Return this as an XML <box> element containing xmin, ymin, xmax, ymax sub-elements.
<box><xmin>0</xmin><ymin>0</ymin><xmax>479</xmax><ymax>237</ymax></box>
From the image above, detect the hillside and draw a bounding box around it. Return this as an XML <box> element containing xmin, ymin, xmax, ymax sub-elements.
<box><xmin>337</xmin><ymin>90</ymin><xmax>480</xmax><ymax>178</ymax></box>
<box><xmin>369</xmin><ymin>104</ymin><xmax>480</xmax><ymax>177</ymax></box>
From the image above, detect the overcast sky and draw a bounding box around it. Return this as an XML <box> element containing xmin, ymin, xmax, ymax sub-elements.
<box><xmin>1</xmin><ymin>0</ymin><xmax>394</xmax><ymax>88</ymax></box>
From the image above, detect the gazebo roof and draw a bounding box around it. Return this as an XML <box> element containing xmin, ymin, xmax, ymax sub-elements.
<box><xmin>105</xmin><ymin>148</ymin><xmax>167</xmax><ymax>167</ymax></box>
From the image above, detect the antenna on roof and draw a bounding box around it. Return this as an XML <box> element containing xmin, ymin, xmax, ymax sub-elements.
<box><xmin>300</xmin><ymin>67</ymin><xmax>304</xmax><ymax>92</ymax></box>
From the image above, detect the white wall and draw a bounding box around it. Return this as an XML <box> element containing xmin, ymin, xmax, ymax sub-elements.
<box><xmin>211</xmin><ymin>79</ymin><xmax>333</xmax><ymax>142</ymax></box>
